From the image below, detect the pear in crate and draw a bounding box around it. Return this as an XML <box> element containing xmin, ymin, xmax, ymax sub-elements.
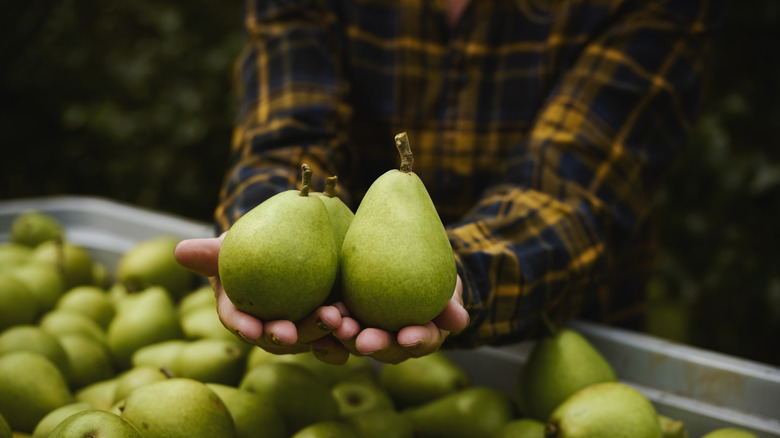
<box><xmin>56</xmin><ymin>285</ymin><xmax>115</xmax><ymax>329</ymax></box>
<box><xmin>0</xmin><ymin>273</ymin><xmax>37</xmax><ymax>331</ymax></box>
<box><xmin>219</xmin><ymin>164</ymin><xmax>338</xmax><ymax>321</ymax></box>
<box><xmin>378</xmin><ymin>350</ymin><xmax>469</xmax><ymax>408</ymax></box>
<box><xmin>516</xmin><ymin>327</ymin><xmax>616</xmax><ymax>421</ymax></box>
<box><xmin>30</xmin><ymin>239</ymin><xmax>94</xmax><ymax>289</ymax></box>
<box><xmin>292</xmin><ymin>421</ymin><xmax>359</xmax><ymax>438</ymax></box>
<box><xmin>31</xmin><ymin>402</ymin><xmax>92</xmax><ymax>438</ymax></box>
<box><xmin>701</xmin><ymin>428</ymin><xmax>759</xmax><ymax>438</ymax></box>
<box><xmin>403</xmin><ymin>386</ymin><xmax>514</xmax><ymax>438</ymax></box>
<box><xmin>119</xmin><ymin>378</ymin><xmax>238</xmax><ymax>438</ymax></box>
<box><xmin>207</xmin><ymin>383</ymin><xmax>287</xmax><ymax>438</ymax></box>
<box><xmin>494</xmin><ymin>418</ymin><xmax>546</xmax><ymax>438</ymax></box>
<box><xmin>340</xmin><ymin>132</ymin><xmax>456</xmax><ymax>330</ymax></box>
<box><xmin>10</xmin><ymin>210</ymin><xmax>64</xmax><ymax>248</ymax></box>
<box><xmin>48</xmin><ymin>409</ymin><xmax>142</xmax><ymax>438</ymax></box>
<box><xmin>107</xmin><ymin>286</ymin><xmax>182</xmax><ymax>370</ymax></box>
<box><xmin>0</xmin><ymin>351</ymin><xmax>73</xmax><ymax>433</ymax></box>
<box><xmin>118</xmin><ymin>235</ymin><xmax>196</xmax><ymax>299</ymax></box>
<box><xmin>546</xmin><ymin>382</ymin><xmax>662</xmax><ymax>438</ymax></box>
<box><xmin>239</xmin><ymin>361</ymin><xmax>339</xmax><ymax>434</ymax></box>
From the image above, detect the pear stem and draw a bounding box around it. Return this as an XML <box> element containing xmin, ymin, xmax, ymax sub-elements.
<box><xmin>300</xmin><ymin>164</ymin><xmax>312</xmax><ymax>196</ymax></box>
<box><xmin>394</xmin><ymin>132</ymin><xmax>414</xmax><ymax>173</ymax></box>
<box><xmin>323</xmin><ymin>176</ymin><xmax>338</xmax><ymax>197</ymax></box>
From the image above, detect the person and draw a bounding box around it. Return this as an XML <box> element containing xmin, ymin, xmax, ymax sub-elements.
<box><xmin>174</xmin><ymin>0</ymin><xmax>719</xmax><ymax>364</ymax></box>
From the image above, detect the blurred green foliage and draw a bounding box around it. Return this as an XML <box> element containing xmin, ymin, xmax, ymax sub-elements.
<box><xmin>0</xmin><ymin>1</ymin><xmax>242</xmax><ymax>221</ymax></box>
<box><xmin>1</xmin><ymin>2</ymin><xmax>778</xmax><ymax>364</ymax></box>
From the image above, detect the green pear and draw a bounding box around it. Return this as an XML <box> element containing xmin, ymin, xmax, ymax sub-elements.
<box><xmin>39</xmin><ymin>309</ymin><xmax>107</xmax><ymax>345</ymax></box>
<box><xmin>343</xmin><ymin>408</ymin><xmax>416</xmax><ymax>438</ymax></box>
<box><xmin>29</xmin><ymin>239</ymin><xmax>94</xmax><ymax>289</ymax></box>
<box><xmin>378</xmin><ymin>351</ymin><xmax>470</xmax><ymax>408</ymax></box>
<box><xmin>117</xmin><ymin>236</ymin><xmax>196</xmax><ymax>300</ymax></box>
<box><xmin>403</xmin><ymin>386</ymin><xmax>515</xmax><ymax>438</ymax></box>
<box><xmin>9</xmin><ymin>263</ymin><xmax>65</xmax><ymax>316</ymax></box>
<box><xmin>701</xmin><ymin>428</ymin><xmax>760</xmax><ymax>438</ymax></box>
<box><xmin>0</xmin><ymin>325</ymin><xmax>70</xmax><ymax>377</ymax></box>
<box><xmin>0</xmin><ymin>242</ymin><xmax>32</xmax><ymax>269</ymax></box>
<box><xmin>119</xmin><ymin>377</ymin><xmax>238</xmax><ymax>438</ymax></box>
<box><xmin>332</xmin><ymin>380</ymin><xmax>395</xmax><ymax>417</ymax></box>
<box><xmin>173</xmin><ymin>338</ymin><xmax>246</xmax><ymax>386</ymax></box>
<box><xmin>546</xmin><ymin>382</ymin><xmax>662</xmax><ymax>438</ymax></box>
<box><xmin>113</xmin><ymin>366</ymin><xmax>171</xmax><ymax>404</ymax></box>
<box><xmin>516</xmin><ymin>327</ymin><xmax>617</xmax><ymax>421</ymax></box>
<box><xmin>177</xmin><ymin>285</ymin><xmax>216</xmax><ymax>317</ymax></box>
<box><xmin>31</xmin><ymin>402</ymin><xmax>92</xmax><ymax>438</ymax></box>
<box><xmin>107</xmin><ymin>286</ymin><xmax>182</xmax><ymax>370</ymax></box>
<box><xmin>247</xmin><ymin>348</ymin><xmax>375</xmax><ymax>387</ymax></box>
<box><xmin>74</xmin><ymin>378</ymin><xmax>119</xmax><ymax>411</ymax></box>
<box><xmin>48</xmin><ymin>409</ymin><xmax>142</xmax><ymax>438</ymax></box>
<box><xmin>206</xmin><ymin>383</ymin><xmax>287</xmax><ymax>438</ymax></box>
<box><xmin>180</xmin><ymin>305</ymin><xmax>237</xmax><ymax>342</ymax></box>
<box><xmin>658</xmin><ymin>415</ymin><xmax>688</xmax><ymax>438</ymax></box>
<box><xmin>339</xmin><ymin>132</ymin><xmax>457</xmax><ymax>330</ymax></box>
<box><xmin>0</xmin><ymin>273</ymin><xmax>37</xmax><ymax>331</ymax></box>
<box><xmin>10</xmin><ymin>210</ymin><xmax>64</xmax><ymax>248</ymax></box>
<box><xmin>57</xmin><ymin>334</ymin><xmax>115</xmax><ymax>390</ymax></box>
<box><xmin>0</xmin><ymin>351</ymin><xmax>73</xmax><ymax>433</ymax></box>
<box><xmin>239</xmin><ymin>361</ymin><xmax>340</xmax><ymax>434</ymax></box>
<box><xmin>0</xmin><ymin>413</ymin><xmax>10</xmax><ymax>438</ymax></box>
<box><xmin>219</xmin><ymin>164</ymin><xmax>338</xmax><ymax>322</ymax></box>
<box><xmin>131</xmin><ymin>339</ymin><xmax>188</xmax><ymax>373</ymax></box>
<box><xmin>311</xmin><ymin>175</ymin><xmax>354</xmax><ymax>251</ymax></box>
<box><xmin>291</xmin><ymin>421</ymin><xmax>359</xmax><ymax>438</ymax></box>
<box><xmin>495</xmin><ymin>418</ymin><xmax>546</xmax><ymax>438</ymax></box>
<box><xmin>56</xmin><ymin>285</ymin><xmax>115</xmax><ymax>329</ymax></box>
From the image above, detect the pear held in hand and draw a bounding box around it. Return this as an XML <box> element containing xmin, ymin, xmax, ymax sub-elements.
<box><xmin>340</xmin><ymin>132</ymin><xmax>457</xmax><ymax>331</ymax></box>
<box><xmin>219</xmin><ymin>164</ymin><xmax>338</xmax><ymax>321</ymax></box>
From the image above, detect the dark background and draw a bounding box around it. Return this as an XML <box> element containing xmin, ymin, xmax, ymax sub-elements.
<box><xmin>1</xmin><ymin>1</ymin><xmax>778</xmax><ymax>366</ymax></box>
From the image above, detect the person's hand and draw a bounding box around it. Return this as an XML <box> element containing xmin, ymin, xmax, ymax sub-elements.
<box><xmin>332</xmin><ymin>276</ymin><xmax>470</xmax><ymax>364</ymax></box>
<box><xmin>173</xmin><ymin>234</ymin><xmax>351</xmax><ymax>364</ymax></box>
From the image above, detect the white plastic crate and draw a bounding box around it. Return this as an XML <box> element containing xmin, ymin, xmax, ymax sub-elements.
<box><xmin>2</xmin><ymin>195</ymin><xmax>779</xmax><ymax>437</ymax></box>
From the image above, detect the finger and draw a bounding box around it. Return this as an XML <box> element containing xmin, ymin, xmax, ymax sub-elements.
<box><xmin>173</xmin><ymin>237</ymin><xmax>223</xmax><ymax>277</ymax></box>
<box><xmin>262</xmin><ymin>320</ymin><xmax>299</xmax><ymax>347</ymax></box>
<box><xmin>397</xmin><ymin>322</ymin><xmax>445</xmax><ymax>356</ymax></box>
<box><xmin>333</xmin><ymin>316</ymin><xmax>361</xmax><ymax>340</ymax></box>
<box><xmin>215</xmin><ymin>285</ymin><xmax>263</xmax><ymax>342</ymax></box>
<box><xmin>431</xmin><ymin>300</ymin><xmax>470</xmax><ymax>334</ymax></box>
<box><xmin>357</xmin><ymin>328</ymin><xmax>417</xmax><ymax>364</ymax></box>
<box><xmin>296</xmin><ymin>305</ymin><xmax>344</xmax><ymax>344</ymax></box>
<box><xmin>310</xmin><ymin>335</ymin><xmax>350</xmax><ymax>365</ymax></box>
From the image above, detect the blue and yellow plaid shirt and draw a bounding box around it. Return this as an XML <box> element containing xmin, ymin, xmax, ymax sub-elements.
<box><xmin>216</xmin><ymin>0</ymin><xmax>718</xmax><ymax>348</ymax></box>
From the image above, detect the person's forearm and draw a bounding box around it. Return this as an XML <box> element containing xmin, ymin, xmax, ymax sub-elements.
<box><xmin>215</xmin><ymin>0</ymin><xmax>351</xmax><ymax>231</ymax></box>
<box><xmin>445</xmin><ymin>0</ymin><xmax>718</xmax><ymax>348</ymax></box>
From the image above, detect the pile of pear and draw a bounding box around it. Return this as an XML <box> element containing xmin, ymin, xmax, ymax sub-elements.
<box><xmin>0</xmin><ymin>209</ymin><xmax>761</xmax><ymax>438</ymax></box>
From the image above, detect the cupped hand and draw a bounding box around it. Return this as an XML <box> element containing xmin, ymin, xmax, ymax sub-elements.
<box><xmin>173</xmin><ymin>235</ymin><xmax>351</xmax><ymax>364</ymax></box>
<box><xmin>332</xmin><ymin>276</ymin><xmax>470</xmax><ymax>364</ymax></box>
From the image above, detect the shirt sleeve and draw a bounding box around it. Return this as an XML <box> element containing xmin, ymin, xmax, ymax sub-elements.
<box><xmin>215</xmin><ymin>0</ymin><xmax>351</xmax><ymax>232</ymax></box>
<box><xmin>445</xmin><ymin>0</ymin><xmax>719</xmax><ymax>348</ymax></box>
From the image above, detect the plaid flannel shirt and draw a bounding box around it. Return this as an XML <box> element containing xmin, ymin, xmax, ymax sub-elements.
<box><xmin>216</xmin><ymin>0</ymin><xmax>718</xmax><ymax>348</ymax></box>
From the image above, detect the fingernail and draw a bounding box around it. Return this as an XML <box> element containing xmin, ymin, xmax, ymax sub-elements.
<box><xmin>316</xmin><ymin>319</ymin><xmax>331</xmax><ymax>331</ymax></box>
<box><xmin>402</xmin><ymin>342</ymin><xmax>421</xmax><ymax>350</ymax></box>
<box><xmin>270</xmin><ymin>334</ymin><xmax>287</xmax><ymax>345</ymax></box>
<box><xmin>236</xmin><ymin>330</ymin><xmax>252</xmax><ymax>343</ymax></box>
